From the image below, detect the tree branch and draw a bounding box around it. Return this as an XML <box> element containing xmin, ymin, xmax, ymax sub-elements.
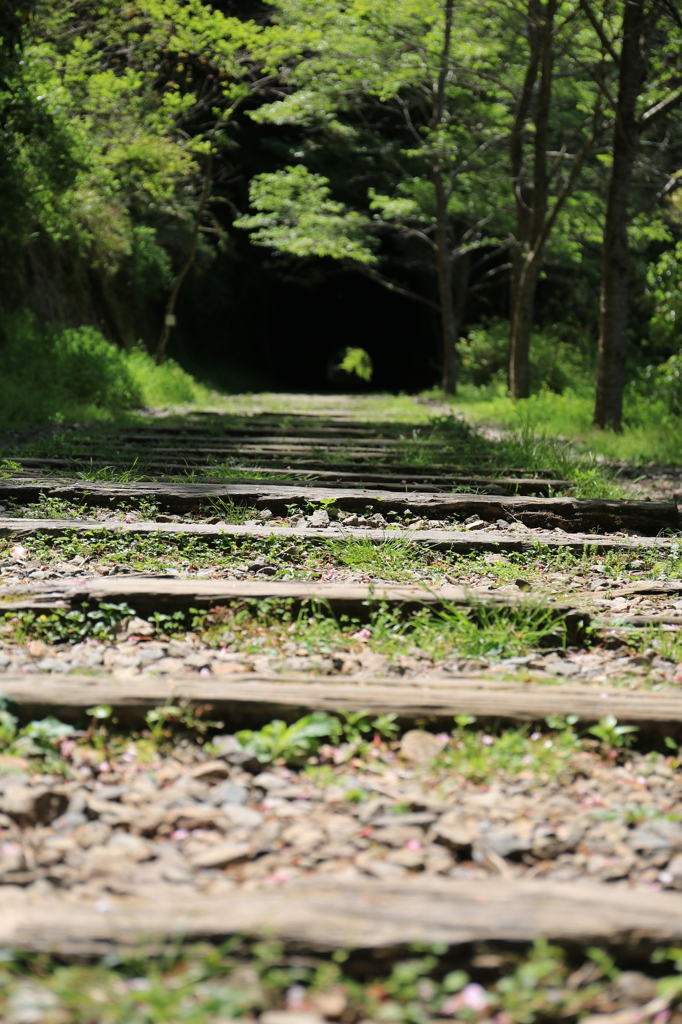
<box><xmin>579</xmin><ymin>0</ymin><xmax>621</xmax><ymax>64</ymax></box>
<box><xmin>349</xmin><ymin>262</ymin><xmax>440</xmax><ymax>310</ymax></box>
<box><xmin>639</xmin><ymin>88</ymin><xmax>682</xmax><ymax>127</ymax></box>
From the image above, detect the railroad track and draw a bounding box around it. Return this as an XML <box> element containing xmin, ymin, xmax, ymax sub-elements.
<box><xmin>0</xmin><ymin>400</ymin><xmax>681</xmax><ymax>1013</ymax></box>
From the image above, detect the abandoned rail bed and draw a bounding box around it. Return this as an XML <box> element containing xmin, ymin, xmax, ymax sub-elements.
<box><xmin>0</xmin><ymin>402</ymin><xmax>681</xmax><ymax>999</ymax></box>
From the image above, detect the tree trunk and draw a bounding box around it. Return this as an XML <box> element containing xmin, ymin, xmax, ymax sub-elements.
<box><xmin>432</xmin><ymin>0</ymin><xmax>457</xmax><ymax>394</ymax></box>
<box><xmin>434</xmin><ymin>172</ymin><xmax>457</xmax><ymax>394</ymax></box>
<box><xmin>509</xmin><ymin>253</ymin><xmax>542</xmax><ymax>399</ymax></box>
<box><xmin>156</xmin><ymin>164</ymin><xmax>212</xmax><ymax>365</ymax></box>
<box><xmin>508</xmin><ymin>0</ymin><xmax>555</xmax><ymax>399</ymax></box>
<box><xmin>593</xmin><ymin>0</ymin><xmax>646</xmax><ymax>431</ymax></box>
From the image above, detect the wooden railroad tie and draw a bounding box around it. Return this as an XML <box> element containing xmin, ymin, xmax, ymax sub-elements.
<box><xmin>0</xmin><ymin>479</ymin><xmax>677</xmax><ymax>533</ymax></box>
<box><xmin>0</xmin><ymin>516</ymin><xmax>676</xmax><ymax>552</ymax></box>
<box><xmin>2</xmin><ymin>877</ymin><xmax>682</xmax><ymax>956</ymax></box>
<box><xmin>3</xmin><ymin>673</ymin><xmax>682</xmax><ymax>735</ymax></box>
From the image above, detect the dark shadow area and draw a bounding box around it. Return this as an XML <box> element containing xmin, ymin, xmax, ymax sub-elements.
<box><xmin>172</xmin><ymin>250</ymin><xmax>439</xmax><ymax>394</ymax></box>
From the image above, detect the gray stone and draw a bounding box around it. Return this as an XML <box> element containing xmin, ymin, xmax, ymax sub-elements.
<box><xmin>209</xmin><ymin>780</ymin><xmax>248</xmax><ymax>806</ymax></box>
<box><xmin>190</xmin><ymin>841</ymin><xmax>250</xmax><ymax>869</ymax></box>
<box><xmin>253</xmin><ymin>772</ymin><xmax>289</xmax><ymax>791</ymax></box>
<box><xmin>86</xmin><ymin>796</ymin><xmax>135</xmax><ymax>826</ymax></box>
<box><xmin>629</xmin><ymin>819</ymin><xmax>682</xmax><ymax>853</ymax></box>
<box><xmin>120</xmin><ymin>616</ymin><xmax>156</xmax><ymax>639</ymax></box>
<box><xmin>371</xmin><ymin>812</ymin><xmax>436</xmax><ymax>827</ymax></box>
<box><xmin>211</xmin><ymin>735</ymin><xmax>261</xmax><ymax>772</ymax></box>
<box><xmin>260</xmin><ymin>1013</ymin><xmax>324</xmax><ymax>1024</ymax></box>
<box><xmin>663</xmin><ymin>852</ymin><xmax>682</xmax><ymax>888</ymax></box>
<box><xmin>473</xmin><ymin>827</ymin><xmax>532</xmax><ymax>862</ymax></box>
<box><xmin>183</xmin><ymin>652</ymin><xmax>212</xmax><ymax>669</ymax></box>
<box><xmin>136</xmin><ymin>645</ymin><xmax>166</xmax><ymax>665</ymax></box>
<box><xmin>371</xmin><ymin>824</ymin><xmax>424</xmax><ymax>848</ymax></box>
<box><xmin>308</xmin><ymin>509</ymin><xmax>330</xmax><ymax>528</ymax></box>
<box><xmin>35</xmin><ymin>657</ymin><xmax>68</xmax><ymax>673</ymax></box>
<box><xmin>6</xmin><ymin>983</ymin><xmax>62</xmax><ymax>1024</ymax></box>
<box><xmin>0</xmin><ymin>784</ymin><xmax>68</xmax><ymax>826</ymax></box>
<box><xmin>52</xmin><ymin>811</ymin><xmax>88</xmax><ymax>830</ymax></box>
<box><xmin>432</xmin><ymin>812</ymin><xmax>478</xmax><ymax>852</ymax></box>
<box><xmin>613</xmin><ymin>972</ymin><xmax>657</xmax><ymax>1003</ymax></box>
<box><xmin>222</xmin><ymin>804</ymin><xmax>263</xmax><ymax>828</ymax></box>
<box><xmin>399</xmin><ymin>730</ymin><xmax>443</xmax><ymax>765</ymax></box>
<box><xmin>105</xmin><ymin>832</ymin><xmax>156</xmax><ymax>862</ymax></box>
<box><xmin>188</xmin><ymin>760</ymin><xmax>230</xmax><ymax>781</ymax></box>
<box><xmin>531</xmin><ymin>823</ymin><xmax>585</xmax><ymax>859</ymax></box>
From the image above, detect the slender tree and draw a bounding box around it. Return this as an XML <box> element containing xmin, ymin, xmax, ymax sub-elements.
<box><xmin>507</xmin><ymin>0</ymin><xmax>604</xmax><ymax>398</ymax></box>
<box><xmin>585</xmin><ymin>0</ymin><xmax>682</xmax><ymax>430</ymax></box>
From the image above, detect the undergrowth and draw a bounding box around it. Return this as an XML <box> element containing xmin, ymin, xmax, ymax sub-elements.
<box><xmin>4</xmin><ymin>937</ymin><xmax>681</xmax><ymax>1024</ymax></box>
<box><xmin>0</xmin><ymin>316</ymin><xmax>213</xmax><ymax>434</ymax></box>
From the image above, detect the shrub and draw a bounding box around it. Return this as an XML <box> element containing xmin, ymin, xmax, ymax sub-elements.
<box><xmin>455</xmin><ymin>318</ymin><xmax>591</xmax><ymax>394</ymax></box>
<box><xmin>51</xmin><ymin>326</ymin><xmax>140</xmax><ymax>407</ymax></box>
<box><xmin>0</xmin><ymin>311</ymin><xmax>210</xmax><ymax>433</ymax></box>
<box><xmin>637</xmin><ymin>351</ymin><xmax>682</xmax><ymax>416</ymax></box>
<box><xmin>126</xmin><ymin>346</ymin><xmax>208</xmax><ymax>406</ymax></box>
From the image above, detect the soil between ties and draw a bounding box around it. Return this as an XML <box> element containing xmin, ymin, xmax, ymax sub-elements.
<box><xmin>0</xmin><ymin>398</ymin><xmax>682</xmax><ymax>1008</ymax></box>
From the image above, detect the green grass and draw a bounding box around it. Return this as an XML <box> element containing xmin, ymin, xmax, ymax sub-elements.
<box><xmin>451</xmin><ymin>384</ymin><xmax>682</xmax><ymax>466</ymax></box>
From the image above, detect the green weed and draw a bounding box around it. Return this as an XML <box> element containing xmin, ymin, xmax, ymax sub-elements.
<box><xmin>197</xmin><ymin>597</ymin><xmax>569</xmax><ymax>665</ymax></box>
<box><xmin>236</xmin><ymin>709</ymin><xmax>400</xmax><ymax>765</ymax></box>
<box><xmin>587</xmin><ymin>715</ymin><xmax>639</xmax><ymax>749</ymax></box>
<box><xmin>205</xmin><ymin>496</ymin><xmax>265</xmax><ymax>523</ymax></box>
<box><xmin>144</xmin><ymin>702</ymin><xmax>222</xmax><ymax>747</ymax></box>
<box><xmin>1</xmin><ymin>603</ymin><xmax>136</xmax><ymax>645</ymax></box>
<box><xmin>0</xmin><ymin>693</ymin><xmax>74</xmax><ymax>774</ymax></box>
<box><xmin>236</xmin><ymin>712</ymin><xmax>337</xmax><ymax>765</ymax></box>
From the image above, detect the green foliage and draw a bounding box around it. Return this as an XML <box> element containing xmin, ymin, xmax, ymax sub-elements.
<box><xmin>0</xmin><ymin>316</ymin><xmax>139</xmax><ymax>430</ymax></box>
<box><xmin>647</xmin><ymin>240</ymin><xmax>682</xmax><ymax>349</ymax></box>
<box><xmin>439</xmin><ymin>716</ymin><xmax>582</xmax><ymax>782</ymax></box>
<box><xmin>144</xmin><ymin>702</ymin><xmax>222</xmax><ymax>746</ymax></box>
<box><xmin>149</xmin><ymin>608</ymin><xmax>206</xmax><ymax>637</ymax></box>
<box><xmin>328</xmin><ymin>710</ymin><xmax>399</xmax><ymax>745</ymax></box>
<box><xmin>194</xmin><ymin>596</ymin><xmax>570</xmax><ymax>667</ymax></box>
<box><xmin>236</xmin><ymin>712</ymin><xmax>337</xmax><ymax>765</ymax></box>
<box><xmin>456</xmin><ymin>319</ymin><xmax>592</xmax><ymax>394</ymax></box>
<box><xmin>0</xmin><ymin>694</ymin><xmax>74</xmax><ymax>772</ymax></box>
<box><xmin>0</xmin><ymin>314</ymin><xmax>212</xmax><ymax>432</ymax></box>
<box><xmin>335</xmin><ymin>346</ymin><xmax>373</xmax><ymax>382</ymax></box>
<box><xmin>236</xmin><ymin>165</ymin><xmax>377</xmax><ymax>264</ymax></box>
<box><xmin>452</xmin><ymin>386</ymin><xmax>682</xmax><ymax>466</ymax></box>
<box><xmin>638</xmin><ymin>352</ymin><xmax>682</xmax><ymax>417</ymax></box>
<box><xmin>232</xmin><ymin>709</ymin><xmax>399</xmax><ymax>767</ymax></box>
<box><xmin>0</xmin><ymin>693</ymin><xmax>19</xmax><ymax>747</ymax></box>
<box><xmin>1</xmin><ymin>602</ymin><xmax>135</xmax><ymax>645</ymax></box>
<box><xmin>587</xmin><ymin>715</ymin><xmax>639</xmax><ymax>750</ymax></box>
<box><xmin>0</xmin><ymin>935</ymin><xmax>647</xmax><ymax>1024</ymax></box>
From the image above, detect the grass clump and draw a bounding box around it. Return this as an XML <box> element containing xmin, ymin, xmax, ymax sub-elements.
<box><xmin>198</xmin><ymin>597</ymin><xmax>568</xmax><ymax>664</ymax></box>
<box><xmin>125</xmin><ymin>346</ymin><xmax>212</xmax><ymax>407</ymax></box>
<box><xmin>436</xmin><ymin>713</ymin><xmax>582</xmax><ymax>781</ymax></box>
<box><xmin>0</xmin><ymin>590</ymin><xmax>570</xmax><ymax>664</ymax></box>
